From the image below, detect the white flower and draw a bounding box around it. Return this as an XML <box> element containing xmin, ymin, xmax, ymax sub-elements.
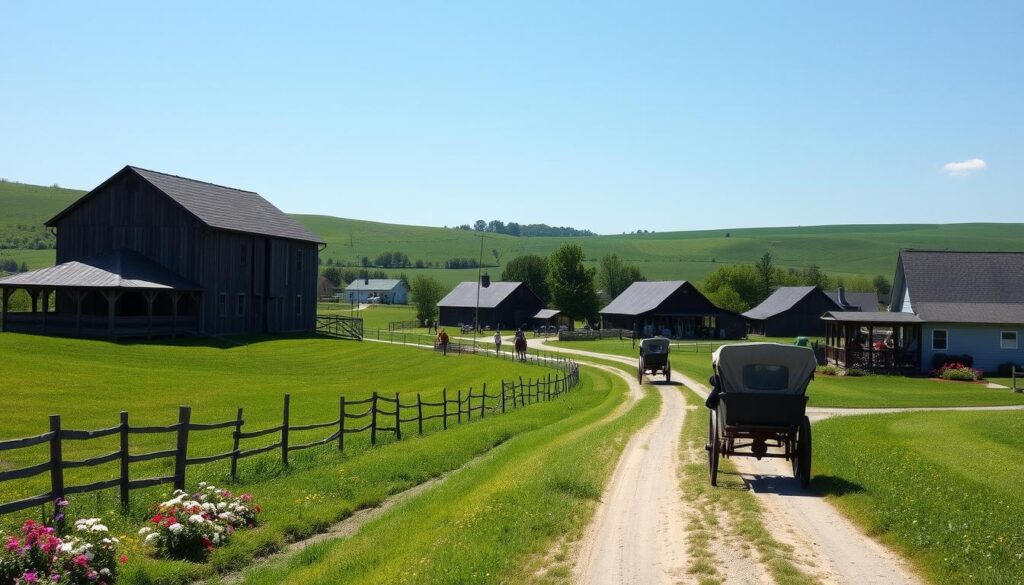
<box><xmin>198</xmin><ymin>482</ymin><xmax>208</xmax><ymax>488</ymax></box>
<box><xmin>59</xmin><ymin>543</ymin><xmax>74</xmax><ymax>552</ymax></box>
<box><xmin>145</xmin><ymin>533</ymin><xmax>161</xmax><ymax>544</ymax></box>
<box><xmin>217</xmin><ymin>502</ymin><xmax>227</xmax><ymax>511</ymax></box>
<box><xmin>90</xmin><ymin>524</ymin><xmax>108</xmax><ymax>532</ymax></box>
<box><xmin>100</xmin><ymin>568</ymin><xmax>111</xmax><ymax>576</ymax></box>
<box><xmin>168</xmin><ymin>523</ymin><xmax>183</xmax><ymax>534</ymax></box>
<box><xmin>188</xmin><ymin>514</ymin><xmax>205</xmax><ymax>524</ymax></box>
<box><xmin>102</xmin><ymin>538</ymin><xmax>111</xmax><ymax>544</ymax></box>
<box><xmin>138</xmin><ymin>527</ymin><xmax>152</xmax><ymax>536</ymax></box>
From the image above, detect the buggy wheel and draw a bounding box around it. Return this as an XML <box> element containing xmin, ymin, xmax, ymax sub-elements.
<box><xmin>708</xmin><ymin>410</ymin><xmax>720</xmax><ymax>486</ymax></box>
<box><xmin>665</xmin><ymin>359</ymin><xmax>671</xmax><ymax>382</ymax></box>
<box><xmin>796</xmin><ymin>416</ymin><xmax>812</xmax><ymax>488</ymax></box>
<box><xmin>638</xmin><ymin>357</ymin><xmax>644</xmax><ymax>384</ymax></box>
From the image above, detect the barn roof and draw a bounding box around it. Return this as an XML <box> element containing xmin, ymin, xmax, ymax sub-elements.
<box><xmin>743</xmin><ymin>286</ymin><xmax>839</xmax><ymax>321</ymax></box>
<box><xmin>600</xmin><ymin>281</ymin><xmax>688</xmax><ymax>315</ymax></box>
<box><xmin>899</xmin><ymin>250</ymin><xmax>1024</xmax><ymax>324</ymax></box>
<box><xmin>47</xmin><ymin>166</ymin><xmax>324</xmax><ymax>245</ymax></box>
<box><xmin>533</xmin><ymin>309</ymin><xmax>561</xmax><ymax>319</ymax></box>
<box><xmin>345</xmin><ymin>279</ymin><xmax>405</xmax><ymax>291</ymax></box>
<box><xmin>0</xmin><ymin>249</ymin><xmax>201</xmax><ymax>290</ymax></box>
<box><xmin>821</xmin><ymin>311</ymin><xmax>923</xmax><ymax>324</ymax></box>
<box><xmin>824</xmin><ymin>289</ymin><xmax>880</xmax><ymax>312</ymax></box>
<box><xmin>437</xmin><ymin>281</ymin><xmax>524</xmax><ymax>309</ymax></box>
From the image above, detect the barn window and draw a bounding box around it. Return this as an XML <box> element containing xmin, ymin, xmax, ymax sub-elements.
<box><xmin>932</xmin><ymin>329</ymin><xmax>948</xmax><ymax>351</ymax></box>
<box><xmin>237</xmin><ymin>294</ymin><xmax>246</xmax><ymax>317</ymax></box>
<box><xmin>295</xmin><ymin>295</ymin><xmax>303</xmax><ymax>316</ymax></box>
<box><xmin>218</xmin><ymin>293</ymin><xmax>227</xmax><ymax>318</ymax></box>
<box><xmin>1001</xmin><ymin>331</ymin><xmax>1018</xmax><ymax>350</ymax></box>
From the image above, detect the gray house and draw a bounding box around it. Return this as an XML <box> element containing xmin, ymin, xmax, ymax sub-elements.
<box><xmin>823</xmin><ymin>250</ymin><xmax>1024</xmax><ymax>373</ymax></box>
<box><xmin>344</xmin><ymin>279</ymin><xmax>408</xmax><ymax>304</ymax></box>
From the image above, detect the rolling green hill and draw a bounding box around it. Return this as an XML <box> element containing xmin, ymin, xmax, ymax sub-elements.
<box><xmin>3</xmin><ymin>179</ymin><xmax>1024</xmax><ymax>288</ymax></box>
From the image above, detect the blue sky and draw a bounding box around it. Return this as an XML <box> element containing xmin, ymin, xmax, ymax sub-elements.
<box><xmin>1</xmin><ymin>1</ymin><xmax>1021</xmax><ymax>233</ymax></box>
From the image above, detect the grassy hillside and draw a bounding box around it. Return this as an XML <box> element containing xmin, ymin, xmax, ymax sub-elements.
<box><xmin>4</xmin><ymin>179</ymin><xmax>1024</xmax><ymax>286</ymax></box>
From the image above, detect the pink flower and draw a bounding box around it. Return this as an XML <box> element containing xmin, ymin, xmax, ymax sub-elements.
<box><xmin>22</xmin><ymin>571</ymin><xmax>39</xmax><ymax>583</ymax></box>
<box><xmin>5</xmin><ymin>536</ymin><xmax>19</xmax><ymax>551</ymax></box>
<box><xmin>74</xmin><ymin>554</ymin><xmax>89</xmax><ymax>567</ymax></box>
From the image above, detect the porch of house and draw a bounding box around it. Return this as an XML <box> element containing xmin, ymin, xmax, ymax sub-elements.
<box><xmin>822</xmin><ymin>311</ymin><xmax>924</xmax><ymax>372</ymax></box>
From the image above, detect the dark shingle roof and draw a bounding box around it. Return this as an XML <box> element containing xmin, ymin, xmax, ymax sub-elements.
<box><xmin>825</xmin><ymin>290</ymin><xmax>880</xmax><ymax>312</ymax></box>
<box><xmin>743</xmin><ymin>286</ymin><xmax>839</xmax><ymax>320</ymax></box>
<box><xmin>437</xmin><ymin>281</ymin><xmax>524</xmax><ymax>308</ymax></box>
<box><xmin>0</xmin><ymin>249</ymin><xmax>200</xmax><ymax>290</ymax></box>
<box><xmin>900</xmin><ymin>250</ymin><xmax>1024</xmax><ymax>324</ymax></box>
<box><xmin>822</xmin><ymin>311</ymin><xmax>923</xmax><ymax>324</ymax></box>
<box><xmin>48</xmin><ymin>166</ymin><xmax>324</xmax><ymax>244</ymax></box>
<box><xmin>600</xmin><ymin>281</ymin><xmax>688</xmax><ymax>315</ymax></box>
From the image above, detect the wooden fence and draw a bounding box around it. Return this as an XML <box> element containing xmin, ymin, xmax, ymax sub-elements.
<box><xmin>0</xmin><ymin>361</ymin><xmax>579</xmax><ymax>517</ymax></box>
<box><xmin>388</xmin><ymin>320</ymin><xmax>422</xmax><ymax>331</ymax></box>
<box><xmin>557</xmin><ymin>329</ymin><xmax>634</xmax><ymax>341</ymax></box>
<box><xmin>364</xmin><ymin>328</ymin><xmax>572</xmax><ymax>366</ymax></box>
<box><xmin>316</xmin><ymin>315</ymin><xmax>364</xmax><ymax>340</ymax></box>
<box><xmin>1013</xmin><ymin>369</ymin><xmax>1024</xmax><ymax>393</ymax></box>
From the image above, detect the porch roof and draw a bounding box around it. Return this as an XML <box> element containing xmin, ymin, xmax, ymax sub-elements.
<box><xmin>0</xmin><ymin>250</ymin><xmax>201</xmax><ymax>291</ymax></box>
<box><xmin>821</xmin><ymin>311</ymin><xmax>922</xmax><ymax>324</ymax></box>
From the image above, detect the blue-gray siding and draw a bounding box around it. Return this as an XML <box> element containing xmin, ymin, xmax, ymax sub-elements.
<box><xmin>922</xmin><ymin>324</ymin><xmax>1023</xmax><ymax>373</ymax></box>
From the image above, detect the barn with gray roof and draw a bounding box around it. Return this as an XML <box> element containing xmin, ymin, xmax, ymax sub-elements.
<box><xmin>437</xmin><ymin>281</ymin><xmax>542</xmax><ymax>330</ymax></box>
<box><xmin>0</xmin><ymin>165</ymin><xmax>324</xmax><ymax>338</ymax></box>
<box><xmin>600</xmin><ymin>280</ymin><xmax>745</xmax><ymax>339</ymax></box>
<box><xmin>743</xmin><ymin>286</ymin><xmax>841</xmax><ymax>337</ymax></box>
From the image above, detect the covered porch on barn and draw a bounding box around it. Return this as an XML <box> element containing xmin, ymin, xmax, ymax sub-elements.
<box><xmin>821</xmin><ymin>311</ymin><xmax>924</xmax><ymax>372</ymax></box>
<box><xmin>0</xmin><ymin>250</ymin><xmax>203</xmax><ymax>340</ymax></box>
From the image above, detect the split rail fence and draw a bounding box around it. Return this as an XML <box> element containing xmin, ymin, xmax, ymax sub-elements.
<box><xmin>0</xmin><ymin>361</ymin><xmax>579</xmax><ymax>517</ymax></box>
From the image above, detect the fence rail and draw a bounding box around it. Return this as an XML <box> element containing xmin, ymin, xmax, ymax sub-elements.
<box><xmin>388</xmin><ymin>320</ymin><xmax>422</xmax><ymax>331</ymax></box>
<box><xmin>0</xmin><ymin>360</ymin><xmax>578</xmax><ymax>518</ymax></box>
<box><xmin>557</xmin><ymin>329</ymin><xmax>634</xmax><ymax>341</ymax></box>
<box><xmin>316</xmin><ymin>315</ymin><xmax>363</xmax><ymax>340</ymax></box>
<box><xmin>364</xmin><ymin>328</ymin><xmax>573</xmax><ymax>368</ymax></box>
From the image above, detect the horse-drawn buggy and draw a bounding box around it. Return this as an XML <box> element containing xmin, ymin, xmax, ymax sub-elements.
<box><xmin>705</xmin><ymin>343</ymin><xmax>816</xmax><ymax>488</ymax></box>
<box><xmin>637</xmin><ymin>337</ymin><xmax>671</xmax><ymax>382</ymax></box>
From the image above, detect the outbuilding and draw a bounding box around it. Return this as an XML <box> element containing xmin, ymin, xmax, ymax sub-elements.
<box><xmin>344</xmin><ymin>278</ymin><xmax>408</xmax><ymax>304</ymax></box>
<box><xmin>600</xmin><ymin>280</ymin><xmax>746</xmax><ymax>339</ymax></box>
<box><xmin>743</xmin><ymin>286</ymin><xmax>841</xmax><ymax>337</ymax></box>
<box><xmin>437</xmin><ymin>281</ymin><xmax>542</xmax><ymax>331</ymax></box>
<box><xmin>0</xmin><ymin>166</ymin><xmax>324</xmax><ymax>338</ymax></box>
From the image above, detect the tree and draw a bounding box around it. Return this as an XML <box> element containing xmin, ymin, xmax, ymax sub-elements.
<box><xmin>18</xmin><ymin>262</ymin><xmax>29</xmax><ymax>273</ymax></box>
<box><xmin>702</xmin><ymin>264</ymin><xmax>761</xmax><ymax>311</ymax></box>
<box><xmin>705</xmin><ymin>285</ymin><xmax>746</xmax><ymax>313</ymax></box>
<box><xmin>501</xmin><ymin>254</ymin><xmax>550</xmax><ymax>305</ymax></box>
<box><xmin>754</xmin><ymin>252</ymin><xmax>776</xmax><ymax>302</ymax></box>
<box><xmin>398</xmin><ymin>273</ymin><xmax>410</xmax><ymax>291</ymax></box>
<box><xmin>410</xmin><ymin>275</ymin><xmax>445</xmax><ymax>324</ymax></box>
<box><xmin>547</xmin><ymin>243</ymin><xmax>599</xmax><ymax>321</ymax></box>
<box><xmin>321</xmin><ymin>267</ymin><xmax>343</xmax><ymax>287</ymax></box>
<box><xmin>596</xmin><ymin>253</ymin><xmax>645</xmax><ymax>299</ymax></box>
<box><xmin>317</xmin><ymin>276</ymin><xmax>335</xmax><ymax>299</ymax></box>
<box><xmin>474</xmin><ymin>219</ymin><xmax>487</xmax><ymax>232</ymax></box>
<box><xmin>873</xmin><ymin>274</ymin><xmax>892</xmax><ymax>298</ymax></box>
<box><xmin>800</xmin><ymin>264</ymin><xmax>830</xmax><ymax>289</ymax></box>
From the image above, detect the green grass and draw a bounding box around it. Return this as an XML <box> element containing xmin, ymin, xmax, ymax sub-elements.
<box><xmin>814</xmin><ymin>410</ymin><xmax>1024</xmax><ymax>584</ymax></box>
<box><xmin>549</xmin><ymin>338</ymin><xmax>1024</xmax><ymax>408</ymax></box>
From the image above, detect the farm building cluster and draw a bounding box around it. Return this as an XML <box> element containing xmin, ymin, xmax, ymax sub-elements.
<box><xmin>2</xmin><ymin>165</ymin><xmax>1023</xmax><ymax>375</ymax></box>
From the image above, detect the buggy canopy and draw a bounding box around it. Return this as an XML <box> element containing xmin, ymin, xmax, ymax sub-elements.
<box><xmin>639</xmin><ymin>336</ymin><xmax>670</xmax><ymax>354</ymax></box>
<box><xmin>712</xmin><ymin>343</ymin><xmax>816</xmax><ymax>395</ymax></box>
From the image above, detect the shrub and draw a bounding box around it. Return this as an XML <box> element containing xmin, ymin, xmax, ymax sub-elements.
<box><xmin>996</xmin><ymin>361</ymin><xmax>1022</xmax><ymax>377</ymax></box>
<box><xmin>0</xmin><ymin>512</ymin><xmax>124</xmax><ymax>584</ymax></box>
<box><xmin>843</xmin><ymin>368</ymin><xmax>867</xmax><ymax>377</ymax></box>
<box><xmin>138</xmin><ymin>484</ymin><xmax>260</xmax><ymax>562</ymax></box>
<box><xmin>933</xmin><ymin>362</ymin><xmax>983</xmax><ymax>382</ymax></box>
<box><xmin>932</xmin><ymin>353</ymin><xmax>975</xmax><ymax>370</ymax></box>
<box><xmin>817</xmin><ymin>364</ymin><xmax>841</xmax><ymax>376</ymax></box>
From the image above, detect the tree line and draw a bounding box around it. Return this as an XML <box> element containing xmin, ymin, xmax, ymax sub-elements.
<box><xmin>452</xmin><ymin>220</ymin><xmax>595</xmax><ymax>238</ymax></box>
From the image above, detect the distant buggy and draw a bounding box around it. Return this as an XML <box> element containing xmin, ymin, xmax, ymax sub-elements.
<box><xmin>638</xmin><ymin>337</ymin><xmax>671</xmax><ymax>383</ymax></box>
<box><xmin>705</xmin><ymin>343</ymin><xmax>816</xmax><ymax>488</ymax></box>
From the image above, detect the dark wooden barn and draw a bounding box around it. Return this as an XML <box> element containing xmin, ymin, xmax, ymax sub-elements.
<box><xmin>437</xmin><ymin>281</ymin><xmax>543</xmax><ymax>331</ymax></box>
<box><xmin>742</xmin><ymin>286</ymin><xmax>841</xmax><ymax>337</ymax></box>
<box><xmin>600</xmin><ymin>280</ymin><xmax>746</xmax><ymax>339</ymax></box>
<box><xmin>0</xmin><ymin>166</ymin><xmax>324</xmax><ymax>339</ymax></box>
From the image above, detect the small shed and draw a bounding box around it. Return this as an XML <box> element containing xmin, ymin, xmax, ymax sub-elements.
<box><xmin>343</xmin><ymin>279</ymin><xmax>408</xmax><ymax>304</ymax></box>
<box><xmin>743</xmin><ymin>286</ymin><xmax>841</xmax><ymax>337</ymax></box>
<box><xmin>532</xmin><ymin>308</ymin><xmax>573</xmax><ymax>331</ymax></box>
<box><xmin>437</xmin><ymin>281</ymin><xmax>542</xmax><ymax>330</ymax></box>
<box><xmin>600</xmin><ymin>280</ymin><xmax>746</xmax><ymax>339</ymax></box>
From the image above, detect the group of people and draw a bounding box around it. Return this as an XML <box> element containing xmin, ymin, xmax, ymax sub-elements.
<box><xmin>435</xmin><ymin>325</ymin><xmax>529</xmax><ymax>360</ymax></box>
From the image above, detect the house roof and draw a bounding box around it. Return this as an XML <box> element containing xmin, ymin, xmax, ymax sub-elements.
<box><xmin>437</xmin><ymin>281</ymin><xmax>525</xmax><ymax>309</ymax></box>
<box><xmin>344</xmin><ymin>279</ymin><xmax>404</xmax><ymax>291</ymax></box>
<box><xmin>900</xmin><ymin>250</ymin><xmax>1024</xmax><ymax>324</ymax></box>
<box><xmin>821</xmin><ymin>311</ymin><xmax>923</xmax><ymax>324</ymax></box>
<box><xmin>600</xmin><ymin>281</ymin><xmax>689</xmax><ymax>315</ymax></box>
<box><xmin>743</xmin><ymin>286</ymin><xmax>839</xmax><ymax>321</ymax></box>
<box><xmin>533</xmin><ymin>309</ymin><xmax>561</xmax><ymax>320</ymax></box>
<box><xmin>825</xmin><ymin>290</ymin><xmax>880</xmax><ymax>312</ymax></box>
<box><xmin>47</xmin><ymin>166</ymin><xmax>324</xmax><ymax>245</ymax></box>
<box><xmin>0</xmin><ymin>249</ymin><xmax>201</xmax><ymax>290</ymax></box>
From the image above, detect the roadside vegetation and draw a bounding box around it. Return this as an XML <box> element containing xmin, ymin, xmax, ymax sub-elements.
<box><xmin>815</xmin><ymin>410</ymin><xmax>1024</xmax><ymax>584</ymax></box>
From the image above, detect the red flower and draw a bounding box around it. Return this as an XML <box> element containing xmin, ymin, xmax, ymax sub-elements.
<box><xmin>119</xmin><ymin>555</ymin><xmax>129</xmax><ymax>564</ymax></box>
<box><xmin>151</xmin><ymin>514</ymin><xmax>163</xmax><ymax>523</ymax></box>
<box><xmin>74</xmin><ymin>554</ymin><xmax>89</xmax><ymax>567</ymax></box>
<box><xmin>202</xmin><ymin>536</ymin><xmax>213</xmax><ymax>551</ymax></box>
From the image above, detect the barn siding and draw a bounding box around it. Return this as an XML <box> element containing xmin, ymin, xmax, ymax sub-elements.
<box><xmin>762</xmin><ymin>292</ymin><xmax>838</xmax><ymax>337</ymax></box>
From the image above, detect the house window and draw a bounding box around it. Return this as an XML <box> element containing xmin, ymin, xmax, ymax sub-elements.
<box><xmin>932</xmin><ymin>329</ymin><xmax>948</xmax><ymax>351</ymax></box>
<box><xmin>218</xmin><ymin>293</ymin><xmax>227</xmax><ymax>318</ymax></box>
<box><xmin>1001</xmin><ymin>331</ymin><xmax>1018</xmax><ymax>350</ymax></box>
<box><xmin>237</xmin><ymin>294</ymin><xmax>246</xmax><ymax>317</ymax></box>
<box><xmin>295</xmin><ymin>294</ymin><xmax>302</xmax><ymax>316</ymax></box>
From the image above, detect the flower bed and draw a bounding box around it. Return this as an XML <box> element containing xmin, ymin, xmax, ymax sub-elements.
<box><xmin>0</xmin><ymin>508</ymin><xmax>124</xmax><ymax>585</ymax></box>
<box><xmin>138</xmin><ymin>483</ymin><xmax>260</xmax><ymax>562</ymax></box>
<box><xmin>932</xmin><ymin>362</ymin><xmax>983</xmax><ymax>382</ymax></box>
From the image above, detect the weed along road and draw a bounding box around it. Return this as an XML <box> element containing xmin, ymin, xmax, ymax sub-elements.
<box><xmin>534</xmin><ymin>338</ymin><xmax>925</xmax><ymax>585</ymax></box>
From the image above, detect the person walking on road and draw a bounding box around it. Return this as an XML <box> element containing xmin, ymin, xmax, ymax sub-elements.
<box><xmin>494</xmin><ymin>330</ymin><xmax>502</xmax><ymax>357</ymax></box>
<box><xmin>438</xmin><ymin>328</ymin><xmax>450</xmax><ymax>356</ymax></box>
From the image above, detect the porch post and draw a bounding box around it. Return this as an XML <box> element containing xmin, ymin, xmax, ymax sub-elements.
<box><xmin>144</xmin><ymin>291</ymin><xmax>157</xmax><ymax>340</ymax></box>
<box><xmin>1</xmin><ymin>287</ymin><xmax>9</xmax><ymax>332</ymax></box>
<box><xmin>170</xmin><ymin>292</ymin><xmax>181</xmax><ymax>338</ymax></box>
<box><xmin>868</xmin><ymin>325</ymin><xmax>874</xmax><ymax>368</ymax></box>
<box><xmin>192</xmin><ymin>291</ymin><xmax>202</xmax><ymax>334</ymax></box>
<box><xmin>74</xmin><ymin>290</ymin><xmax>84</xmax><ymax>337</ymax></box>
<box><xmin>103</xmin><ymin>290</ymin><xmax>122</xmax><ymax>341</ymax></box>
<box><xmin>41</xmin><ymin>288</ymin><xmax>50</xmax><ymax>333</ymax></box>
<box><xmin>29</xmin><ymin>289</ymin><xmax>38</xmax><ymax>314</ymax></box>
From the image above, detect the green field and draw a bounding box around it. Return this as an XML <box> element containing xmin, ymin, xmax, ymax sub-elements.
<box><xmin>815</xmin><ymin>410</ymin><xmax>1024</xmax><ymax>584</ymax></box>
<box><xmin>548</xmin><ymin>338</ymin><xmax>1024</xmax><ymax>408</ymax></box>
<box><xmin>5</xmin><ymin>179</ymin><xmax>1024</xmax><ymax>284</ymax></box>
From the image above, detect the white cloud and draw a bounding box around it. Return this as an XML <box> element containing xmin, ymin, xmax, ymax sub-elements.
<box><xmin>943</xmin><ymin>158</ymin><xmax>987</xmax><ymax>176</ymax></box>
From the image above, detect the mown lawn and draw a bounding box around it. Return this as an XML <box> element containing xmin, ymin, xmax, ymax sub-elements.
<box><xmin>0</xmin><ymin>333</ymin><xmax>602</xmax><ymax>584</ymax></box>
<box><xmin>549</xmin><ymin>338</ymin><xmax>1024</xmax><ymax>408</ymax></box>
<box><xmin>814</xmin><ymin>410</ymin><xmax>1024</xmax><ymax>584</ymax></box>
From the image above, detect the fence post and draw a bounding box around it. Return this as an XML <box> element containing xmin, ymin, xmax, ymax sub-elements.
<box><xmin>371</xmin><ymin>392</ymin><xmax>378</xmax><ymax>445</ymax></box>
<box><xmin>119</xmin><ymin>411</ymin><xmax>129</xmax><ymax>508</ymax></box>
<box><xmin>395</xmin><ymin>392</ymin><xmax>402</xmax><ymax>441</ymax></box>
<box><xmin>468</xmin><ymin>388</ymin><xmax>474</xmax><ymax>422</ymax></box>
<box><xmin>519</xmin><ymin>376</ymin><xmax>525</xmax><ymax>406</ymax></box>
<box><xmin>173</xmin><ymin>406</ymin><xmax>191</xmax><ymax>490</ymax></box>
<box><xmin>547</xmin><ymin>374</ymin><xmax>552</xmax><ymax>400</ymax></box>
<box><xmin>230</xmin><ymin>407</ymin><xmax>243</xmax><ymax>480</ymax></box>
<box><xmin>46</xmin><ymin>415</ymin><xmax>64</xmax><ymax>521</ymax></box>
<box><xmin>281</xmin><ymin>394</ymin><xmax>291</xmax><ymax>466</ymax></box>
<box><xmin>457</xmin><ymin>390</ymin><xmax>462</xmax><ymax>424</ymax></box>
<box><xmin>417</xmin><ymin>394</ymin><xmax>424</xmax><ymax>435</ymax></box>
<box><xmin>501</xmin><ymin>382</ymin><xmax>506</xmax><ymax>413</ymax></box>
<box><xmin>339</xmin><ymin>397</ymin><xmax>346</xmax><ymax>451</ymax></box>
<box><xmin>442</xmin><ymin>388</ymin><xmax>448</xmax><ymax>430</ymax></box>
<box><xmin>480</xmin><ymin>384</ymin><xmax>486</xmax><ymax>418</ymax></box>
